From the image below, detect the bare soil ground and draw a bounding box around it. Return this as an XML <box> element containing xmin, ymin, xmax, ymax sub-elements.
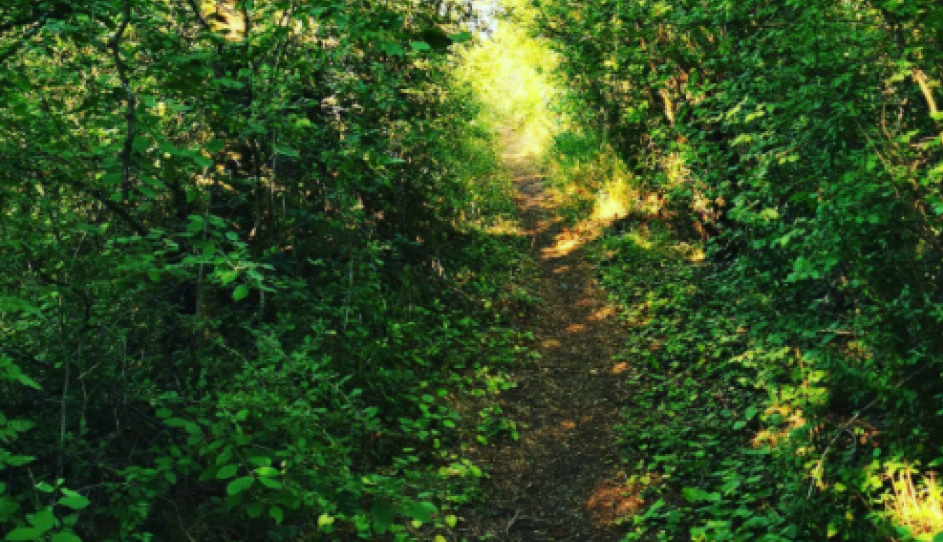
<box><xmin>460</xmin><ymin>132</ymin><xmax>638</xmax><ymax>541</ymax></box>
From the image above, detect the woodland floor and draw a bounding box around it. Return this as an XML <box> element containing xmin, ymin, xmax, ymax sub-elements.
<box><xmin>461</xmin><ymin>132</ymin><xmax>639</xmax><ymax>541</ymax></box>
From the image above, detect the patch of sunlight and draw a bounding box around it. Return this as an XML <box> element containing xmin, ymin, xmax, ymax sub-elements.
<box><xmin>886</xmin><ymin>465</ymin><xmax>943</xmax><ymax>540</ymax></box>
<box><xmin>542</xmin><ymin>237</ymin><xmax>580</xmax><ymax>259</ymax></box>
<box><xmin>751</xmin><ymin>403</ymin><xmax>808</xmax><ymax>450</ymax></box>
<box><xmin>585</xmin><ymin>480</ymin><xmax>645</xmax><ymax>526</ymax></box>
<box><xmin>588</xmin><ymin>306</ymin><xmax>615</xmax><ymax>322</ymax></box>
<box><xmin>483</xmin><ymin>217</ymin><xmax>525</xmax><ymax>236</ymax></box>
<box><xmin>454</xmin><ymin>14</ymin><xmax>564</xmax><ymax>159</ymax></box>
<box><xmin>625</xmin><ymin>231</ymin><xmax>654</xmax><ymax>251</ymax></box>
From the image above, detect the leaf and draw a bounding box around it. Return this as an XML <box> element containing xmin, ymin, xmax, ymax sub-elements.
<box><xmin>51</xmin><ymin>533</ymin><xmax>82</xmax><ymax>542</ymax></box>
<box><xmin>445</xmin><ymin>514</ymin><xmax>458</xmax><ymax>528</ymax></box>
<box><xmin>404</xmin><ymin>501</ymin><xmax>436</xmax><ymax>523</ymax></box>
<box><xmin>246</xmin><ymin>502</ymin><xmax>263</xmax><ymax>518</ymax></box>
<box><xmin>217</xmin><ymin>465</ymin><xmax>238</xmax><ymax>480</ymax></box>
<box><xmin>191</xmin><ymin>155</ymin><xmax>213</xmax><ymax>168</ymax></box>
<box><xmin>410</xmin><ymin>41</ymin><xmax>431</xmax><ymax>51</ymax></box>
<box><xmin>232</xmin><ymin>285</ymin><xmax>249</xmax><ymax>301</ymax></box>
<box><xmin>255</xmin><ymin>466</ymin><xmax>279</xmax><ymax>477</ymax></box>
<box><xmin>273</xmin><ymin>144</ymin><xmax>300</xmax><ymax>158</ymax></box>
<box><xmin>449</xmin><ymin>32</ymin><xmax>472</xmax><ymax>43</ymax></box>
<box><xmin>317</xmin><ymin>514</ymin><xmax>334</xmax><ymax>528</ymax></box>
<box><xmin>269</xmin><ymin>506</ymin><xmax>283</xmax><ymax>524</ymax></box>
<box><xmin>29</xmin><ymin>509</ymin><xmax>55</xmax><ymax>533</ymax></box>
<box><xmin>164</xmin><ymin>418</ymin><xmax>200</xmax><ymax>435</ymax></box>
<box><xmin>4</xmin><ymin>527</ymin><xmax>43</xmax><ymax>541</ymax></box>
<box><xmin>226</xmin><ymin>477</ymin><xmax>254</xmax><ymax>495</ymax></box>
<box><xmin>35</xmin><ymin>483</ymin><xmax>54</xmax><ymax>494</ymax></box>
<box><xmin>186</xmin><ymin>215</ymin><xmax>204</xmax><ymax>233</ymax></box>
<box><xmin>158</xmin><ymin>140</ymin><xmax>183</xmax><ymax>155</ymax></box>
<box><xmin>371</xmin><ymin>500</ymin><xmax>393</xmax><ymax>533</ymax></box>
<box><xmin>204</xmin><ymin>139</ymin><xmax>226</xmax><ymax>152</ymax></box>
<box><xmin>258</xmin><ymin>477</ymin><xmax>281</xmax><ymax>490</ymax></box>
<box><xmin>381</xmin><ymin>42</ymin><xmax>404</xmax><ymax>56</ymax></box>
<box><xmin>14</xmin><ymin>373</ymin><xmax>41</xmax><ymax>390</ymax></box>
<box><xmin>58</xmin><ymin>495</ymin><xmax>91</xmax><ymax>510</ymax></box>
<box><xmin>247</xmin><ymin>456</ymin><xmax>270</xmax><ymax>466</ymax></box>
<box><xmin>137</xmin><ymin>185</ymin><xmax>157</xmax><ymax>198</ymax></box>
<box><xmin>5</xmin><ymin>455</ymin><xmax>34</xmax><ymax>467</ymax></box>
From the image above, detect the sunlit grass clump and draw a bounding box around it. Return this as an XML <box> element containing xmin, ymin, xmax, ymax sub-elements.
<box><xmin>884</xmin><ymin>465</ymin><xmax>943</xmax><ymax>540</ymax></box>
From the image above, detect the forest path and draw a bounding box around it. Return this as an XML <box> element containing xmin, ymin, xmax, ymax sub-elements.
<box><xmin>462</xmin><ymin>130</ymin><xmax>637</xmax><ymax>541</ymax></box>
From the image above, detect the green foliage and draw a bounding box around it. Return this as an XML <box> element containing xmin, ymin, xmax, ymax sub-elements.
<box><xmin>537</xmin><ymin>0</ymin><xmax>943</xmax><ymax>539</ymax></box>
<box><xmin>0</xmin><ymin>1</ymin><xmax>527</xmax><ymax>540</ymax></box>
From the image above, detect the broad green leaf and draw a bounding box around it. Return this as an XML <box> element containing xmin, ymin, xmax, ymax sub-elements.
<box><xmin>258</xmin><ymin>477</ymin><xmax>281</xmax><ymax>490</ymax></box>
<box><xmin>217</xmin><ymin>465</ymin><xmax>238</xmax><ymax>479</ymax></box>
<box><xmin>58</xmin><ymin>495</ymin><xmax>91</xmax><ymax>510</ymax></box>
<box><xmin>14</xmin><ymin>373</ymin><xmax>41</xmax><ymax>390</ymax></box>
<box><xmin>247</xmin><ymin>456</ymin><xmax>270</xmax><ymax>466</ymax></box>
<box><xmin>233</xmin><ymin>285</ymin><xmax>249</xmax><ymax>301</ymax></box>
<box><xmin>191</xmin><ymin>155</ymin><xmax>213</xmax><ymax>168</ymax></box>
<box><xmin>186</xmin><ymin>216</ymin><xmax>204</xmax><ymax>233</ymax></box>
<box><xmin>404</xmin><ymin>501</ymin><xmax>436</xmax><ymax>523</ymax></box>
<box><xmin>226</xmin><ymin>477</ymin><xmax>254</xmax><ymax>495</ymax></box>
<box><xmin>269</xmin><ymin>506</ymin><xmax>283</xmax><ymax>524</ymax></box>
<box><xmin>410</xmin><ymin>41</ymin><xmax>430</xmax><ymax>51</ymax></box>
<box><xmin>4</xmin><ymin>455</ymin><xmax>34</xmax><ymax>467</ymax></box>
<box><xmin>29</xmin><ymin>509</ymin><xmax>55</xmax><ymax>532</ymax></box>
<box><xmin>204</xmin><ymin>139</ymin><xmax>226</xmax><ymax>152</ymax></box>
<box><xmin>273</xmin><ymin>144</ymin><xmax>300</xmax><ymax>158</ymax></box>
<box><xmin>371</xmin><ymin>500</ymin><xmax>393</xmax><ymax>533</ymax></box>
<box><xmin>255</xmin><ymin>466</ymin><xmax>278</xmax><ymax>477</ymax></box>
<box><xmin>381</xmin><ymin>42</ymin><xmax>404</xmax><ymax>56</ymax></box>
<box><xmin>246</xmin><ymin>502</ymin><xmax>263</xmax><ymax>518</ymax></box>
<box><xmin>4</xmin><ymin>527</ymin><xmax>43</xmax><ymax>541</ymax></box>
<box><xmin>51</xmin><ymin>533</ymin><xmax>82</xmax><ymax>542</ymax></box>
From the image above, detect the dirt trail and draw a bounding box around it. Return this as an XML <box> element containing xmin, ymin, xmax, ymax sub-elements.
<box><xmin>462</xmin><ymin>132</ymin><xmax>636</xmax><ymax>541</ymax></box>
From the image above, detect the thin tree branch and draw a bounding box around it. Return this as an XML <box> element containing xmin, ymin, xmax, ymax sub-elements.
<box><xmin>108</xmin><ymin>0</ymin><xmax>135</xmax><ymax>203</ymax></box>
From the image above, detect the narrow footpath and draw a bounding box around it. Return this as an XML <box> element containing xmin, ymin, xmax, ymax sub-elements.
<box><xmin>463</xmin><ymin>132</ymin><xmax>638</xmax><ymax>541</ymax></box>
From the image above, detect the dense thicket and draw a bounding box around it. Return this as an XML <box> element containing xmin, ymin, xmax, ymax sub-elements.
<box><xmin>535</xmin><ymin>0</ymin><xmax>943</xmax><ymax>539</ymax></box>
<box><xmin>0</xmin><ymin>1</ymin><xmax>520</xmax><ymax>540</ymax></box>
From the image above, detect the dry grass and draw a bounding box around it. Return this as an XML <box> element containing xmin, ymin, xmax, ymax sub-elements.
<box><xmin>886</xmin><ymin>467</ymin><xmax>943</xmax><ymax>539</ymax></box>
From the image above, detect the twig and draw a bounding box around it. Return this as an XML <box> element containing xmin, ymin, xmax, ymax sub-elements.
<box><xmin>505</xmin><ymin>509</ymin><xmax>520</xmax><ymax>535</ymax></box>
